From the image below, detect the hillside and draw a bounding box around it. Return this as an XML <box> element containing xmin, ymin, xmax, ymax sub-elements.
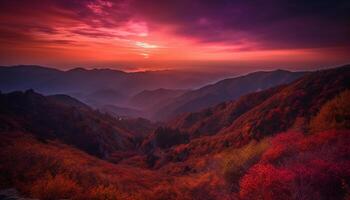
<box><xmin>0</xmin><ymin>65</ymin><xmax>349</xmax><ymax>200</ymax></box>
<box><xmin>0</xmin><ymin>90</ymin><xmax>155</xmax><ymax>158</ymax></box>
<box><xmin>169</xmin><ymin>85</ymin><xmax>284</xmax><ymax>137</ymax></box>
<box><xmin>47</xmin><ymin>94</ymin><xmax>91</xmax><ymax>110</ymax></box>
<box><xmin>142</xmin><ymin>65</ymin><xmax>350</xmax><ymax>169</ymax></box>
<box><xmin>98</xmin><ymin>104</ymin><xmax>145</xmax><ymax>118</ymax></box>
<box><xmin>129</xmin><ymin>88</ymin><xmax>189</xmax><ymax>110</ymax></box>
<box><xmin>221</xmin><ymin>65</ymin><xmax>350</xmax><ymax>138</ymax></box>
<box><xmin>0</xmin><ymin>132</ymin><xmax>172</xmax><ymax>199</ymax></box>
<box><xmin>152</xmin><ymin>69</ymin><xmax>306</xmax><ymax>120</ymax></box>
<box><xmin>82</xmin><ymin>89</ymin><xmax>127</xmax><ymax>107</ymax></box>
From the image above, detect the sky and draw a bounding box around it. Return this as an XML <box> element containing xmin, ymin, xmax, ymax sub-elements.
<box><xmin>0</xmin><ymin>0</ymin><xmax>349</xmax><ymax>72</ymax></box>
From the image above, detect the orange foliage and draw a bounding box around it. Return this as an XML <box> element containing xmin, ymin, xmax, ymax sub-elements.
<box><xmin>310</xmin><ymin>90</ymin><xmax>350</xmax><ymax>133</ymax></box>
<box><xmin>221</xmin><ymin>139</ymin><xmax>270</xmax><ymax>191</ymax></box>
<box><xmin>89</xmin><ymin>185</ymin><xmax>122</xmax><ymax>200</ymax></box>
<box><xmin>0</xmin><ymin>133</ymin><xmax>167</xmax><ymax>200</ymax></box>
<box><xmin>0</xmin><ymin>132</ymin><xmax>232</xmax><ymax>200</ymax></box>
<box><xmin>30</xmin><ymin>174</ymin><xmax>81</xmax><ymax>200</ymax></box>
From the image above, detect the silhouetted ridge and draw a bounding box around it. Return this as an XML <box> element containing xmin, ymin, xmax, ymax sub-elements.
<box><xmin>152</xmin><ymin>69</ymin><xmax>306</xmax><ymax>120</ymax></box>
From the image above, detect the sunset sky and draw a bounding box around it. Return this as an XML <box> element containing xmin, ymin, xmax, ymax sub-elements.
<box><xmin>0</xmin><ymin>0</ymin><xmax>349</xmax><ymax>72</ymax></box>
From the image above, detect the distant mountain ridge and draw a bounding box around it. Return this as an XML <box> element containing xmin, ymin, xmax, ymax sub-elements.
<box><xmin>0</xmin><ymin>65</ymin><xmax>229</xmax><ymax>118</ymax></box>
<box><xmin>0</xmin><ymin>65</ymin><xmax>223</xmax><ymax>95</ymax></box>
<box><xmin>151</xmin><ymin>69</ymin><xmax>307</xmax><ymax>120</ymax></box>
<box><xmin>1</xmin><ymin>65</ymin><xmax>306</xmax><ymax>120</ymax></box>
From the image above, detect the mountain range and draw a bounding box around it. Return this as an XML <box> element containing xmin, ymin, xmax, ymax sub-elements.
<box><xmin>0</xmin><ymin>65</ymin><xmax>223</xmax><ymax>96</ymax></box>
<box><xmin>0</xmin><ymin>65</ymin><xmax>349</xmax><ymax>199</ymax></box>
<box><xmin>0</xmin><ymin>65</ymin><xmax>227</xmax><ymax>116</ymax></box>
<box><xmin>0</xmin><ymin>65</ymin><xmax>306</xmax><ymax>120</ymax></box>
<box><xmin>151</xmin><ymin>69</ymin><xmax>306</xmax><ymax>120</ymax></box>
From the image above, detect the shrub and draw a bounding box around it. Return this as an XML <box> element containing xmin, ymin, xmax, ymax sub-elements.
<box><xmin>239</xmin><ymin>164</ymin><xmax>295</xmax><ymax>200</ymax></box>
<box><xmin>261</xmin><ymin>131</ymin><xmax>302</xmax><ymax>164</ymax></box>
<box><xmin>310</xmin><ymin>90</ymin><xmax>350</xmax><ymax>133</ymax></box>
<box><xmin>147</xmin><ymin>184</ymin><xmax>192</xmax><ymax>200</ymax></box>
<box><xmin>239</xmin><ymin>131</ymin><xmax>350</xmax><ymax>200</ymax></box>
<box><xmin>222</xmin><ymin>139</ymin><xmax>269</xmax><ymax>191</ymax></box>
<box><xmin>89</xmin><ymin>185</ymin><xmax>122</xmax><ymax>200</ymax></box>
<box><xmin>30</xmin><ymin>174</ymin><xmax>81</xmax><ymax>200</ymax></box>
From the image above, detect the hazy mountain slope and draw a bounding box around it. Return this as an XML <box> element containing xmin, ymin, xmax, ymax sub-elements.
<box><xmin>0</xmin><ymin>66</ymin><xmax>126</xmax><ymax>95</ymax></box>
<box><xmin>0</xmin><ymin>65</ymin><xmax>223</xmax><ymax>96</ymax></box>
<box><xmin>0</xmin><ymin>65</ymin><xmax>228</xmax><ymax>118</ymax></box>
<box><xmin>129</xmin><ymin>88</ymin><xmax>189</xmax><ymax>110</ymax></box>
<box><xmin>0</xmin><ymin>65</ymin><xmax>61</xmax><ymax>92</ymax></box>
<box><xmin>98</xmin><ymin>104</ymin><xmax>144</xmax><ymax>118</ymax></box>
<box><xmin>47</xmin><ymin>94</ymin><xmax>91</xmax><ymax>110</ymax></box>
<box><xmin>82</xmin><ymin>89</ymin><xmax>127</xmax><ymax>106</ymax></box>
<box><xmin>0</xmin><ymin>90</ymin><xmax>144</xmax><ymax>157</ymax></box>
<box><xmin>152</xmin><ymin>69</ymin><xmax>306</xmax><ymax>120</ymax></box>
<box><xmin>168</xmin><ymin>85</ymin><xmax>285</xmax><ymax>137</ymax></box>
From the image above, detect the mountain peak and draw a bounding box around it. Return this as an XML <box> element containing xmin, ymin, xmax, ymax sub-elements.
<box><xmin>68</xmin><ymin>67</ymin><xmax>87</xmax><ymax>72</ymax></box>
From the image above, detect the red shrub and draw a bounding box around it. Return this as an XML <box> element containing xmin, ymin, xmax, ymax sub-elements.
<box><xmin>239</xmin><ymin>164</ymin><xmax>295</xmax><ymax>200</ymax></box>
<box><xmin>239</xmin><ymin>130</ymin><xmax>350</xmax><ymax>200</ymax></box>
<box><xmin>261</xmin><ymin>131</ymin><xmax>302</xmax><ymax>164</ymax></box>
<box><xmin>30</xmin><ymin>174</ymin><xmax>81</xmax><ymax>200</ymax></box>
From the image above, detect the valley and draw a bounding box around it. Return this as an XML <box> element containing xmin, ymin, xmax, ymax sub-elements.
<box><xmin>0</xmin><ymin>65</ymin><xmax>349</xmax><ymax>199</ymax></box>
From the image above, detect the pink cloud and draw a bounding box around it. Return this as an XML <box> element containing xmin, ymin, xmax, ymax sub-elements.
<box><xmin>87</xmin><ymin>0</ymin><xmax>113</xmax><ymax>14</ymax></box>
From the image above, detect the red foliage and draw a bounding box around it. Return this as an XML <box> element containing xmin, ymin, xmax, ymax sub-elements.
<box><xmin>239</xmin><ymin>164</ymin><xmax>295</xmax><ymax>200</ymax></box>
<box><xmin>0</xmin><ymin>133</ymin><xmax>167</xmax><ymax>200</ymax></box>
<box><xmin>239</xmin><ymin>131</ymin><xmax>350</xmax><ymax>200</ymax></box>
<box><xmin>261</xmin><ymin>131</ymin><xmax>302</xmax><ymax>164</ymax></box>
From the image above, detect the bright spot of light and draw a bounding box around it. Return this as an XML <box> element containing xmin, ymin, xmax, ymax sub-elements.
<box><xmin>140</xmin><ymin>53</ymin><xmax>149</xmax><ymax>58</ymax></box>
<box><xmin>135</xmin><ymin>42</ymin><xmax>158</xmax><ymax>49</ymax></box>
